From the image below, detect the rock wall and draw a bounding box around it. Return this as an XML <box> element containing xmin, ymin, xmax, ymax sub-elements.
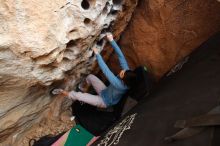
<box><xmin>107</xmin><ymin>0</ymin><xmax>220</xmax><ymax>79</ymax></box>
<box><xmin>0</xmin><ymin>0</ymin><xmax>138</xmax><ymax>145</ymax></box>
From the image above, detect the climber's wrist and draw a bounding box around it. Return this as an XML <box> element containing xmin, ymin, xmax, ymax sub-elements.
<box><xmin>92</xmin><ymin>47</ymin><xmax>99</xmax><ymax>54</ymax></box>
<box><xmin>106</xmin><ymin>33</ymin><xmax>114</xmax><ymax>42</ymax></box>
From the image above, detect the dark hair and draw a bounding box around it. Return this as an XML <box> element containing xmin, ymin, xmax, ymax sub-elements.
<box><xmin>122</xmin><ymin>70</ymin><xmax>137</xmax><ymax>88</ymax></box>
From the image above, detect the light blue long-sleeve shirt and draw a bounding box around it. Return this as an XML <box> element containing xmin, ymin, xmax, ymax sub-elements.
<box><xmin>96</xmin><ymin>40</ymin><xmax>130</xmax><ymax>107</ymax></box>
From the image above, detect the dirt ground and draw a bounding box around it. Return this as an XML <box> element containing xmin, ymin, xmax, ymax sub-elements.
<box><xmin>20</xmin><ymin>110</ymin><xmax>75</xmax><ymax>146</ymax></box>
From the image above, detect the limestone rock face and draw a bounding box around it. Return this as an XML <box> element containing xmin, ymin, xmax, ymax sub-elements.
<box><xmin>108</xmin><ymin>0</ymin><xmax>220</xmax><ymax>79</ymax></box>
<box><xmin>0</xmin><ymin>0</ymin><xmax>137</xmax><ymax>145</ymax></box>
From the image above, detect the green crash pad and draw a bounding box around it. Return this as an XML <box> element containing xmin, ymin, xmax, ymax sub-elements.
<box><xmin>65</xmin><ymin>125</ymin><xmax>94</xmax><ymax>146</ymax></box>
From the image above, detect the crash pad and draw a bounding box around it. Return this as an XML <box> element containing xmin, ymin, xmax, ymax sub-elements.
<box><xmin>52</xmin><ymin>125</ymin><xmax>95</xmax><ymax>146</ymax></box>
<box><xmin>64</xmin><ymin>125</ymin><xmax>94</xmax><ymax>146</ymax></box>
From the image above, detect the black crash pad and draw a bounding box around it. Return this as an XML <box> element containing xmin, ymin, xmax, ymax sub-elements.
<box><xmin>93</xmin><ymin>33</ymin><xmax>220</xmax><ymax>146</ymax></box>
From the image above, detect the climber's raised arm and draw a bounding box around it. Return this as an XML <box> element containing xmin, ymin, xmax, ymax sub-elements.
<box><xmin>92</xmin><ymin>47</ymin><xmax>125</xmax><ymax>89</ymax></box>
<box><xmin>106</xmin><ymin>33</ymin><xmax>129</xmax><ymax>71</ymax></box>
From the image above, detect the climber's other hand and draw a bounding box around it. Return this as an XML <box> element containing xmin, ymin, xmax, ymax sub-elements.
<box><xmin>92</xmin><ymin>47</ymin><xmax>99</xmax><ymax>54</ymax></box>
<box><xmin>106</xmin><ymin>33</ymin><xmax>114</xmax><ymax>41</ymax></box>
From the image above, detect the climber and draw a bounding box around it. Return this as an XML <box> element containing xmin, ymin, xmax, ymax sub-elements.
<box><xmin>52</xmin><ymin>33</ymin><xmax>137</xmax><ymax>108</ymax></box>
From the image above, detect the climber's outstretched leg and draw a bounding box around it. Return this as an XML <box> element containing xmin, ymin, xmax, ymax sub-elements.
<box><xmin>52</xmin><ymin>74</ymin><xmax>107</xmax><ymax>108</ymax></box>
<box><xmin>52</xmin><ymin>88</ymin><xmax>106</xmax><ymax>108</ymax></box>
<box><xmin>68</xmin><ymin>91</ymin><xmax>107</xmax><ymax>108</ymax></box>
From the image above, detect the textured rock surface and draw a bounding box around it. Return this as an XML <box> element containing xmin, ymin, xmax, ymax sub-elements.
<box><xmin>107</xmin><ymin>0</ymin><xmax>220</xmax><ymax>79</ymax></box>
<box><xmin>0</xmin><ymin>0</ymin><xmax>137</xmax><ymax>145</ymax></box>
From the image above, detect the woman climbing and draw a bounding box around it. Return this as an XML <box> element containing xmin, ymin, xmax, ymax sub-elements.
<box><xmin>52</xmin><ymin>33</ymin><xmax>137</xmax><ymax>108</ymax></box>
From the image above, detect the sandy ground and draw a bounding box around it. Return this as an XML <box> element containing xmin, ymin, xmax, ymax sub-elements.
<box><xmin>20</xmin><ymin>110</ymin><xmax>75</xmax><ymax>146</ymax></box>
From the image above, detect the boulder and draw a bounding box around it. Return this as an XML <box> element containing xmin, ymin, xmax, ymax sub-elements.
<box><xmin>0</xmin><ymin>0</ymin><xmax>137</xmax><ymax>145</ymax></box>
